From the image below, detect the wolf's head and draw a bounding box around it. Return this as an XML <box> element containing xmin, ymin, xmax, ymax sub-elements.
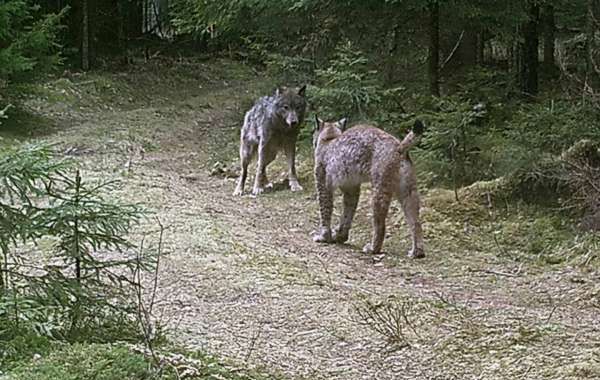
<box><xmin>273</xmin><ymin>85</ymin><xmax>307</xmax><ymax>129</ymax></box>
<box><xmin>312</xmin><ymin>115</ymin><xmax>347</xmax><ymax>150</ymax></box>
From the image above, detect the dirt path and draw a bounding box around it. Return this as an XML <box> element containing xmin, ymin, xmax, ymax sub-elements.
<box><xmin>30</xmin><ymin>60</ymin><xmax>600</xmax><ymax>380</ymax></box>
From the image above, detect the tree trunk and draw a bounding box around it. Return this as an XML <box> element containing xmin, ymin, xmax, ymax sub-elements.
<box><xmin>542</xmin><ymin>4</ymin><xmax>556</xmax><ymax>70</ymax></box>
<box><xmin>586</xmin><ymin>0</ymin><xmax>600</xmax><ymax>89</ymax></box>
<box><xmin>477</xmin><ymin>30</ymin><xmax>485</xmax><ymax>65</ymax></box>
<box><xmin>81</xmin><ymin>0</ymin><xmax>90</xmax><ymax>70</ymax></box>
<box><xmin>519</xmin><ymin>1</ymin><xmax>539</xmax><ymax>96</ymax></box>
<box><xmin>385</xmin><ymin>24</ymin><xmax>401</xmax><ymax>83</ymax></box>
<box><xmin>428</xmin><ymin>1</ymin><xmax>440</xmax><ymax>97</ymax></box>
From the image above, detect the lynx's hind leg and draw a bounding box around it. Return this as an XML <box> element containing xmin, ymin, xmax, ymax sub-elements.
<box><xmin>364</xmin><ymin>185</ymin><xmax>393</xmax><ymax>255</ymax></box>
<box><xmin>400</xmin><ymin>188</ymin><xmax>425</xmax><ymax>258</ymax></box>
<box><xmin>334</xmin><ymin>186</ymin><xmax>360</xmax><ymax>243</ymax></box>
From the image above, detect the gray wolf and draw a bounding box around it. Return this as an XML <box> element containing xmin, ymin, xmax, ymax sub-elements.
<box><xmin>312</xmin><ymin>117</ymin><xmax>425</xmax><ymax>258</ymax></box>
<box><xmin>233</xmin><ymin>85</ymin><xmax>307</xmax><ymax>196</ymax></box>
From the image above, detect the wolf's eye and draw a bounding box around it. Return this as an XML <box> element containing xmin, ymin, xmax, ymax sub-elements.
<box><xmin>283</xmin><ymin>105</ymin><xmax>290</xmax><ymax>110</ymax></box>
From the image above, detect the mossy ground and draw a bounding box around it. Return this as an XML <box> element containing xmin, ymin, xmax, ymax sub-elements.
<box><xmin>1</xmin><ymin>56</ymin><xmax>599</xmax><ymax>379</ymax></box>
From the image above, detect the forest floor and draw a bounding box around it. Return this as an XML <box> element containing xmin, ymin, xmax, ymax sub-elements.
<box><xmin>6</xmin><ymin>57</ymin><xmax>600</xmax><ymax>380</ymax></box>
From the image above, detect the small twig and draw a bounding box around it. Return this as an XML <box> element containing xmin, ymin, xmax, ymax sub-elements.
<box><xmin>148</xmin><ymin>217</ymin><xmax>164</xmax><ymax>315</ymax></box>
<box><xmin>469</xmin><ymin>268</ymin><xmax>520</xmax><ymax>277</ymax></box>
<box><xmin>244</xmin><ymin>321</ymin><xmax>265</xmax><ymax>362</ymax></box>
<box><xmin>545</xmin><ymin>305</ymin><xmax>558</xmax><ymax>324</ymax></box>
<box><xmin>440</xmin><ymin>30</ymin><xmax>465</xmax><ymax>71</ymax></box>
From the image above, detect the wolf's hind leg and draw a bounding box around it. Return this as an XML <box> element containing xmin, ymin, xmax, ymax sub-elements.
<box><xmin>234</xmin><ymin>140</ymin><xmax>255</xmax><ymax>196</ymax></box>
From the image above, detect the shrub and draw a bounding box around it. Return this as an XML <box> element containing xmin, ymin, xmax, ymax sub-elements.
<box><xmin>309</xmin><ymin>40</ymin><xmax>401</xmax><ymax>120</ymax></box>
<box><xmin>0</xmin><ymin>1</ymin><xmax>64</xmax><ymax>82</ymax></box>
<box><xmin>0</xmin><ymin>144</ymin><xmax>147</xmax><ymax>342</ymax></box>
<box><xmin>412</xmin><ymin>95</ymin><xmax>492</xmax><ymax>187</ymax></box>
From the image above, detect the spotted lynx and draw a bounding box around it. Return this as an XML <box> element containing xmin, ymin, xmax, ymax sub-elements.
<box><xmin>312</xmin><ymin>117</ymin><xmax>425</xmax><ymax>257</ymax></box>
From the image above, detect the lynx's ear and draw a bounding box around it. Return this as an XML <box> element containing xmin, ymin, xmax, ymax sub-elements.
<box><xmin>338</xmin><ymin>118</ymin><xmax>348</xmax><ymax>131</ymax></box>
<box><xmin>313</xmin><ymin>114</ymin><xmax>323</xmax><ymax>132</ymax></box>
<box><xmin>298</xmin><ymin>84</ymin><xmax>307</xmax><ymax>97</ymax></box>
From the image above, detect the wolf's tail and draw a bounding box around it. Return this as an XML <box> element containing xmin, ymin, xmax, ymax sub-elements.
<box><xmin>398</xmin><ymin>119</ymin><xmax>425</xmax><ymax>153</ymax></box>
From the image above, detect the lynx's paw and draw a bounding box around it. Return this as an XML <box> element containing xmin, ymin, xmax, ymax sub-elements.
<box><xmin>362</xmin><ymin>243</ymin><xmax>381</xmax><ymax>255</ymax></box>
<box><xmin>332</xmin><ymin>229</ymin><xmax>349</xmax><ymax>243</ymax></box>
<box><xmin>289</xmin><ymin>181</ymin><xmax>303</xmax><ymax>192</ymax></box>
<box><xmin>252</xmin><ymin>186</ymin><xmax>265</xmax><ymax>196</ymax></box>
<box><xmin>408</xmin><ymin>247</ymin><xmax>425</xmax><ymax>259</ymax></box>
<box><xmin>313</xmin><ymin>229</ymin><xmax>333</xmax><ymax>243</ymax></box>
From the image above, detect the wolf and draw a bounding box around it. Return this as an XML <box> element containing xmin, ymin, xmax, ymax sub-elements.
<box><xmin>312</xmin><ymin>117</ymin><xmax>425</xmax><ymax>258</ymax></box>
<box><xmin>233</xmin><ymin>85</ymin><xmax>307</xmax><ymax>196</ymax></box>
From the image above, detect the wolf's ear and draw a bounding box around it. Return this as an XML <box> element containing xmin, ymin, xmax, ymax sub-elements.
<box><xmin>275</xmin><ymin>86</ymin><xmax>287</xmax><ymax>97</ymax></box>
<box><xmin>298</xmin><ymin>85</ymin><xmax>307</xmax><ymax>97</ymax></box>
<box><xmin>338</xmin><ymin>118</ymin><xmax>348</xmax><ymax>131</ymax></box>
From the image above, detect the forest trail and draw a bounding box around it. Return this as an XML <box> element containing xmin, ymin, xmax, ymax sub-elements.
<box><xmin>24</xmin><ymin>59</ymin><xmax>600</xmax><ymax>380</ymax></box>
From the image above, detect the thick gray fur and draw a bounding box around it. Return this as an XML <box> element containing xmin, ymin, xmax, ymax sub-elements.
<box><xmin>234</xmin><ymin>85</ymin><xmax>307</xmax><ymax>196</ymax></box>
<box><xmin>312</xmin><ymin>118</ymin><xmax>425</xmax><ymax>258</ymax></box>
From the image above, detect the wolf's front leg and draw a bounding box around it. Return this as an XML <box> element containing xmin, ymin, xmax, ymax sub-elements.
<box><xmin>252</xmin><ymin>140</ymin><xmax>269</xmax><ymax>195</ymax></box>
<box><xmin>285</xmin><ymin>141</ymin><xmax>303</xmax><ymax>192</ymax></box>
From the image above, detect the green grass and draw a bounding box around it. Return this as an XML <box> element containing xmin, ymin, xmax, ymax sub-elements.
<box><xmin>3</xmin><ymin>337</ymin><xmax>281</xmax><ymax>380</ymax></box>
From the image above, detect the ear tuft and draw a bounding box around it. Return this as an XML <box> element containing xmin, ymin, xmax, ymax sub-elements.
<box><xmin>298</xmin><ymin>84</ymin><xmax>307</xmax><ymax>97</ymax></box>
<box><xmin>413</xmin><ymin>119</ymin><xmax>425</xmax><ymax>135</ymax></box>
<box><xmin>338</xmin><ymin>118</ymin><xmax>348</xmax><ymax>131</ymax></box>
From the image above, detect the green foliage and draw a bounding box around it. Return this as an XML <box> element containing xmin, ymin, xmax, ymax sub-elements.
<box><xmin>0</xmin><ymin>1</ymin><xmax>64</xmax><ymax>82</ymax></box>
<box><xmin>309</xmin><ymin>41</ymin><xmax>403</xmax><ymax>121</ymax></box>
<box><xmin>7</xmin><ymin>344</ymin><xmax>157</xmax><ymax>380</ymax></box>
<box><xmin>414</xmin><ymin>95</ymin><xmax>492</xmax><ymax>186</ymax></box>
<box><xmin>3</xmin><ymin>340</ymin><xmax>283</xmax><ymax>380</ymax></box>
<box><xmin>0</xmin><ymin>143</ymin><xmax>146</xmax><ymax>342</ymax></box>
<box><xmin>505</xmin><ymin>100</ymin><xmax>600</xmax><ymax>161</ymax></box>
<box><xmin>170</xmin><ymin>0</ymin><xmax>269</xmax><ymax>45</ymax></box>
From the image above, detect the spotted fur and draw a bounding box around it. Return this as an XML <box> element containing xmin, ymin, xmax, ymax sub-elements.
<box><xmin>313</xmin><ymin>117</ymin><xmax>425</xmax><ymax>258</ymax></box>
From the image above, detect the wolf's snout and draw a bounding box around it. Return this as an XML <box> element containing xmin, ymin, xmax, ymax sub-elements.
<box><xmin>287</xmin><ymin>115</ymin><xmax>299</xmax><ymax>127</ymax></box>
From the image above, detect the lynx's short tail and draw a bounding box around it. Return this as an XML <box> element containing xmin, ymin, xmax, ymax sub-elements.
<box><xmin>398</xmin><ymin>119</ymin><xmax>425</xmax><ymax>153</ymax></box>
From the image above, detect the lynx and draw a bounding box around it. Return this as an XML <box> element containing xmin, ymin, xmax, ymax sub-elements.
<box><xmin>312</xmin><ymin>117</ymin><xmax>425</xmax><ymax>257</ymax></box>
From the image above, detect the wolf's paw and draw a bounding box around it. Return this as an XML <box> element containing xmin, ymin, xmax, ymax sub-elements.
<box><xmin>290</xmin><ymin>181</ymin><xmax>303</xmax><ymax>192</ymax></box>
<box><xmin>332</xmin><ymin>229</ymin><xmax>349</xmax><ymax>243</ymax></box>
<box><xmin>233</xmin><ymin>186</ymin><xmax>244</xmax><ymax>196</ymax></box>
<box><xmin>408</xmin><ymin>247</ymin><xmax>425</xmax><ymax>259</ymax></box>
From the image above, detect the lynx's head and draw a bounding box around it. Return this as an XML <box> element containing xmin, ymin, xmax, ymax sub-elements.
<box><xmin>312</xmin><ymin>115</ymin><xmax>347</xmax><ymax>150</ymax></box>
<box><xmin>273</xmin><ymin>85</ymin><xmax>307</xmax><ymax>129</ymax></box>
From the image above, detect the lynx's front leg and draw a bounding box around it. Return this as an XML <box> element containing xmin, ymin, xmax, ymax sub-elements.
<box><xmin>285</xmin><ymin>140</ymin><xmax>303</xmax><ymax>192</ymax></box>
<box><xmin>313</xmin><ymin>166</ymin><xmax>333</xmax><ymax>243</ymax></box>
